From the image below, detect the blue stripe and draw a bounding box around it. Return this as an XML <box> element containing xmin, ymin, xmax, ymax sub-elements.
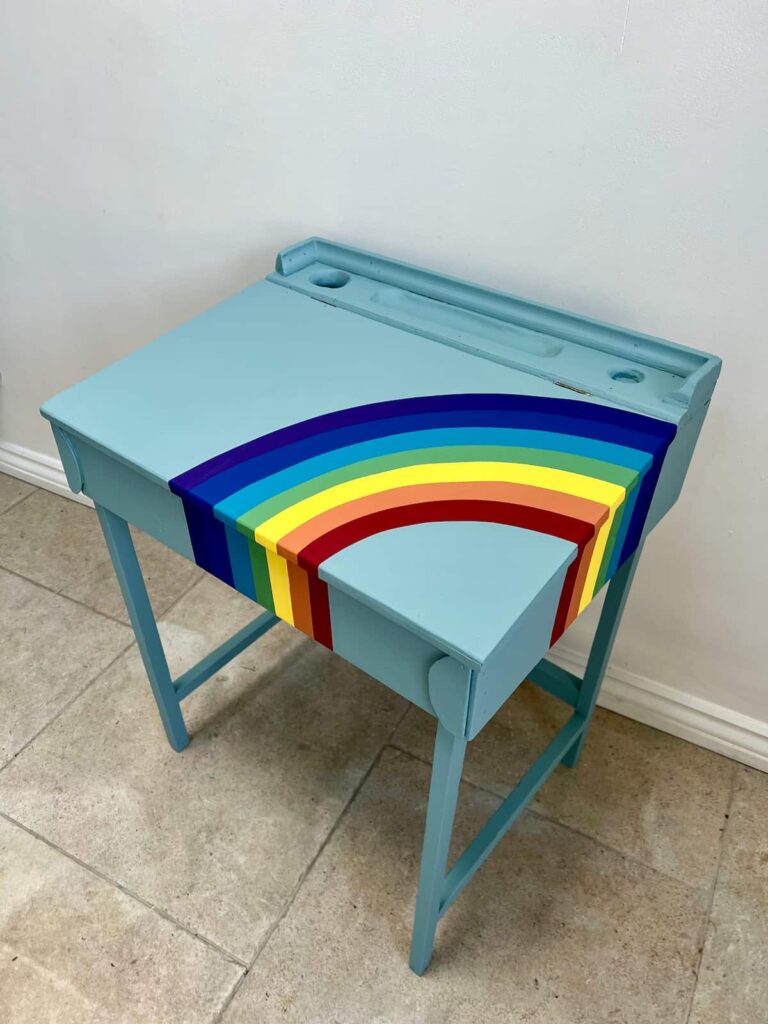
<box><xmin>170</xmin><ymin>393</ymin><xmax>674</xmax><ymax>492</ymax></box>
<box><xmin>211</xmin><ymin>426</ymin><xmax>652</xmax><ymax>527</ymax></box>
<box><xmin>183</xmin><ymin>410</ymin><xmax>669</xmax><ymax>510</ymax></box>
<box><xmin>606</xmin><ymin>484</ymin><xmax>640</xmax><ymax>579</ymax></box>
<box><xmin>225</xmin><ymin>526</ymin><xmax>257</xmax><ymax>600</ymax></box>
<box><xmin>182</xmin><ymin>500</ymin><xmax>233</xmax><ymax>586</ymax></box>
<box><xmin>619</xmin><ymin>451</ymin><xmax>669</xmax><ymax>560</ymax></box>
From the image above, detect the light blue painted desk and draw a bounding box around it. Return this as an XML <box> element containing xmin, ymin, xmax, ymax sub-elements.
<box><xmin>42</xmin><ymin>239</ymin><xmax>720</xmax><ymax>973</ymax></box>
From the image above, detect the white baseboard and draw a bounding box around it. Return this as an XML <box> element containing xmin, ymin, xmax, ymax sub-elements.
<box><xmin>550</xmin><ymin>644</ymin><xmax>768</xmax><ymax>773</ymax></box>
<box><xmin>0</xmin><ymin>440</ymin><xmax>93</xmax><ymax>507</ymax></box>
<box><xmin>1</xmin><ymin>440</ymin><xmax>766</xmax><ymax>772</ymax></box>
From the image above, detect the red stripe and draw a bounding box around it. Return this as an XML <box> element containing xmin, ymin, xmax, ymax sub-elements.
<box><xmin>550</xmin><ymin>554</ymin><xmax>584</xmax><ymax>643</ymax></box>
<box><xmin>296</xmin><ymin>499</ymin><xmax>597</xmax><ymax>645</ymax></box>
<box><xmin>560</xmin><ymin>530</ymin><xmax>600</xmax><ymax>636</ymax></box>
<box><xmin>306</xmin><ymin>571</ymin><xmax>333</xmax><ymax>649</ymax></box>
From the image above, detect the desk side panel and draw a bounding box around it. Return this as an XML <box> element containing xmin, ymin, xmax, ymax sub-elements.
<box><xmin>50</xmin><ymin>425</ymin><xmax>444</xmax><ymax>716</ymax></box>
<box><xmin>644</xmin><ymin>403</ymin><xmax>708</xmax><ymax>534</ymax></box>
<box><xmin>52</xmin><ymin>429</ymin><xmax>194</xmax><ymax>560</ymax></box>
<box><xmin>328</xmin><ymin>588</ymin><xmax>441</xmax><ymax>716</ymax></box>
<box><xmin>466</xmin><ymin>562</ymin><xmax>571</xmax><ymax>739</ymax></box>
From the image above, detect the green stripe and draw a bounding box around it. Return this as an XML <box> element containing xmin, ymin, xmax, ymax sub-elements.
<box><xmin>235</xmin><ymin>445</ymin><xmax>640</xmax><ymax>535</ymax></box>
<box><xmin>248</xmin><ymin>539</ymin><xmax>274</xmax><ymax>612</ymax></box>
<box><xmin>594</xmin><ymin>481</ymin><xmax>642</xmax><ymax>593</ymax></box>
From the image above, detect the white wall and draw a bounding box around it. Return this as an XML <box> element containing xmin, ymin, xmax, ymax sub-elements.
<box><xmin>2</xmin><ymin>2</ymin><xmax>766</xmax><ymax>761</ymax></box>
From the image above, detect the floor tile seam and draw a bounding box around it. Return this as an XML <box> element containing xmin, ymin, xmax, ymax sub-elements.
<box><xmin>245</xmin><ymin>701</ymin><xmax>411</xmax><ymax>967</ymax></box>
<box><xmin>683</xmin><ymin>763</ymin><xmax>739</xmax><ymax>1024</ymax></box>
<box><xmin>212</xmin><ymin>703</ymin><xmax>413</xmax><ymax>1022</ymax></box>
<box><xmin>0</xmin><ymin>487</ymin><xmax>39</xmax><ymax>519</ymax></box>
<box><xmin>0</xmin><ymin>808</ymin><xmax>249</xmax><ymax>970</ymax></box>
<box><xmin>385</xmin><ymin>741</ymin><xmax>716</xmax><ymax>896</ymax></box>
<box><xmin>0</xmin><ymin>637</ymin><xmax>137</xmax><ymax>776</ymax></box>
<box><xmin>156</xmin><ymin>571</ymin><xmax>210</xmax><ymax>623</ymax></box>
<box><xmin>0</xmin><ymin>563</ymin><xmax>205</xmax><ymax>776</ymax></box>
<box><xmin>2</xmin><ymin>522</ymin><xmax>205</xmax><ymax>629</ymax></box>
<box><xmin>97</xmin><ymin>553</ymin><xmax>205</xmax><ymax>626</ymax></box>
<box><xmin>0</xmin><ymin>562</ymin><xmax>134</xmax><ymax>627</ymax></box>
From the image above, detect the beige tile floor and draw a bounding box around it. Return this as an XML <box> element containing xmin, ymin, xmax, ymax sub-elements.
<box><xmin>0</xmin><ymin>472</ymin><xmax>764</xmax><ymax>1023</ymax></box>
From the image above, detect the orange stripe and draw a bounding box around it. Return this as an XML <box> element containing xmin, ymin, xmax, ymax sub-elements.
<box><xmin>277</xmin><ymin>480</ymin><xmax>609</xmax><ymax>563</ymax></box>
<box><xmin>286</xmin><ymin>560</ymin><xmax>314</xmax><ymax>637</ymax></box>
<box><xmin>566</xmin><ymin>531</ymin><xmax>600</xmax><ymax>627</ymax></box>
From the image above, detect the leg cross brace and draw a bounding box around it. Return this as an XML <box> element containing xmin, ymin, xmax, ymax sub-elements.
<box><xmin>96</xmin><ymin>504</ymin><xmax>278</xmax><ymax>752</ymax></box>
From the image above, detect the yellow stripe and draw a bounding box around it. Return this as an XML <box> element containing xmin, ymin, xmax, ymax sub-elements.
<box><xmin>255</xmin><ymin>462</ymin><xmax>623</xmax><ymax>542</ymax></box>
<box><xmin>266</xmin><ymin>549</ymin><xmax>294</xmax><ymax>625</ymax></box>
<box><xmin>253</xmin><ymin>461</ymin><xmax>626</xmax><ymax>608</ymax></box>
<box><xmin>579</xmin><ymin>504</ymin><xmax>618</xmax><ymax>610</ymax></box>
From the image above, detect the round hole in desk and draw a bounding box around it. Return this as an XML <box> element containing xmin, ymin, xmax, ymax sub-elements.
<box><xmin>310</xmin><ymin>270</ymin><xmax>351</xmax><ymax>289</ymax></box>
<box><xmin>609</xmin><ymin>368</ymin><xmax>645</xmax><ymax>384</ymax></box>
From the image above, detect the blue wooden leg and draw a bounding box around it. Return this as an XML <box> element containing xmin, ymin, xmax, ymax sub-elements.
<box><xmin>409</xmin><ymin>721</ymin><xmax>467</xmax><ymax>975</ymax></box>
<box><xmin>562</xmin><ymin>544</ymin><xmax>643</xmax><ymax>768</ymax></box>
<box><xmin>95</xmin><ymin>504</ymin><xmax>189</xmax><ymax>752</ymax></box>
<box><xmin>407</xmin><ymin>551</ymin><xmax>644</xmax><ymax>972</ymax></box>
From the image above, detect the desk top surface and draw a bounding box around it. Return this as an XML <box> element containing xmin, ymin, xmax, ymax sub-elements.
<box><xmin>42</xmin><ymin>239</ymin><xmax>719</xmax><ymax>668</ymax></box>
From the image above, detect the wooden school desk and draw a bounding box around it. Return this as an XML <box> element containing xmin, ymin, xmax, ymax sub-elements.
<box><xmin>42</xmin><ymin>239</ymin><xmax>720</xmax><ymax>974</ymax></box>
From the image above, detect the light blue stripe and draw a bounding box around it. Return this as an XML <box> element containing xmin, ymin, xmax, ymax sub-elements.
<box><xmin>213</xmin><ymin>426</ymin><xmax>652</xmax><ymax>526</ymax></box>
<box><xmin>224</xmin><ymin>525</ymin><xmax>257</xmax><ymax>600</ymax></box>
<box><xmin>606</xmin><ymin>485</ymin><xmax>641</xmax><ymax>578</ymax></box>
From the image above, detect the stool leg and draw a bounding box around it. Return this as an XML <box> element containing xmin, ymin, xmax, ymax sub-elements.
<box><xmin>410</xmin><ymin>721</ymin><xmax>467</xmax><ymax>975</ymax></box>
<box><xmin>95</xmin><ymin>504</ymin><xmax>189</xmax><ymax>752</ymax></box>
<box><xmin>563</xmin><ymin>544</ymin><xmax>643</xmax><ymax>768</ymax></box>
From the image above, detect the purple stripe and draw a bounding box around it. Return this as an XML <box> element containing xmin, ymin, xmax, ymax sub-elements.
<box><xmin>171</xmin><ymin>393</ymin><xmax>675</xmax><ymax>496</ymax></box>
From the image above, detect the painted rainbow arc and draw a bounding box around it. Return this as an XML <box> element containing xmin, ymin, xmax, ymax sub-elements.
<box><xmin>169</xmin><ymin>394</ymin><xmax>676</xmax><ymax>651</ymax></box>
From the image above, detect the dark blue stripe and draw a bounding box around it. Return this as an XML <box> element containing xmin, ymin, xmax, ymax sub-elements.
<box><xmin>173</xmin><ymin>409</ymin><xmax>674</xmax><ymax>511</ymax></box>
<box><xmin>619</xmin><ymin>446</ymin><xmax>670</xmax><ymax>560</ymax></box>
<box><xmin>181</xmin><ymin>499</ymin><xmax>234</xmax><ymax>586</ymax></box>
<box><xmin>225</xmin><ymin>525</ymin><xmax>257</xmax><ymax>600</ymax></box>
<box><xmin>170</xmin><ymin>393</ymin><xmax>675</xmax><ymax>495</ymax></box>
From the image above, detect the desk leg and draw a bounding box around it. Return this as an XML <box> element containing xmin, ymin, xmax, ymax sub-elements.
<box><xmin>408</xmin><ymin>548</ymin><xmax>643</xmax><ymax>973</ymax></box>
<box><xmin>410</xmin><ymin>720</ymin><xmax>467</xmax><ymax>975</ymax></box>
<box><xmin>95</xmin><ymin>504</ymin><xmax>189</xmax><ymax>752</ymax></box>
<box><xmin>563</xmin><ymin>544</ymin><xmax>643</xmax><ymax>768</ymax></box>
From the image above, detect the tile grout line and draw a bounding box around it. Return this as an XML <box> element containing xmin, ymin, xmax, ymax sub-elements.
<box><xmin>0</xmin><ymin>571</ymin><xmax>205</xmax><ymax>777</ymax></box>
<box><xmin>0</xmin><ymin>555</ymin><xmax>204</xmax><ymax>630</ymax></box>
<box><xmin>0</xmin><ymin>562</ymin><xmax>133</xmax><ymax>628</ymax></box>
<box><xmin>386</xmin><ymin>740</ymin><xmax>720</xmax><ymax>897</ymax></box>
<box><xmin>522</xmin><ymin>803</ymin><xmax>713</xmax><ymax>897</ymax></box>
<box><xmin>682</xmin><ymin>763</ymin><xmax>739</xmax><ymax>1024</ymax></box>
<box><xmin>0</xmin><ymin>809</ymin><xmax>249</xmax><ymax>971</ymax></box>
<box><xmin>212</xmin><ymin>700</ymin><xmax>413</xmax><ymax>1023</ymax></box>
<box><xmin>5</xmin><ymin>538</ymin><xmax>411</xmax><ymax>1018</ymax></box>
<box><xmin>242</xmin><ymin>700</ymin><xmax>412</xmax><ymax>971</ymax></box>
<box><xmin>0</xmin><ymin>573</ymin><xmax>283</xmax><ymax>977</ymax></box>
<box><xmin>154</xmin><ymin>570</ymin><xmax>210</xmax><ymax>625</ymax></box>
<box><xmin>0</xmin><ymin>482</ymin><xmax>204</xmax><ymax>627</ymax></box>
<box><xmin>0</xmin><ymin>486</ymin><xmax>39</xmax><ymax>519</ymax></box>
<box><xmin>0</xmin><ymin>638</ymin><xmax>136</xmax><ymax>776</ymax></box>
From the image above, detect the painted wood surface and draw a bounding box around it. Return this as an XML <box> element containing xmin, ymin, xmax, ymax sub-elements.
<box><xmin>41</xmin><ymin>239</ymin><xmax>719</xmax><ymax>670</ymax></box>
<box><xmin>41</xmin><ymin>238</ymin><xmax>720</xmax><ymax>976</ymax></box>
<box><xmin>169</xmin><ymin>393</ymin><xmax>674</xmax><ymax>656</ymax></box>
